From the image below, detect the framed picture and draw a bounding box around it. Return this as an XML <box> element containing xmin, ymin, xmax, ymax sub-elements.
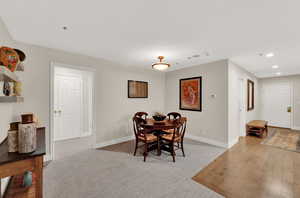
<box><xmin>247</xmin><ymin>79</ymin><xmax>254</xmax><ymax>111</ymax></box>
<box><xmin>180</xmin><ymin>76</ymin><xmax>202</xmax><ymax>111</ymax></box>
<box><xmin>128</xmin><ymin>80</ymin><xmax>148</xmax><ymax>98</ymax></box>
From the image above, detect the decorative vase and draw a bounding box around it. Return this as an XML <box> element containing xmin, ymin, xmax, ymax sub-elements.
<box><xmin>13</xmin><ymin>81</ymin><xmax>22</xmax><ymax>96</ymax></box>
<box><xmin>23</xmin><ymin>171</ymin><xmax>33</xmax><ymax>187</ymax></box>
<box><xmin>18</xmin><ymin>123</ymin><xmax>37</xmax><ymax>153</ymax></box>
<box><xmin>8</xmin><ymin>130</ymin><xmax>18</xmax><ymax>152</ymax></box>
<box><xmin>3</xmin><ymin>81</ymin><xmax>11</xmax><ymax>96</ymax></box>
<box><xmin>0</xmin><ymin>46</ymin><xmax>20</xmax><ymax>72</ymax></box>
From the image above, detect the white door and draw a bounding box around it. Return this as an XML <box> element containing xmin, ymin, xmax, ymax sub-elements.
<box><xmin>261</xmin><ymin>81</ymin><xmax>292</xmax><ymax>128</ymax></box>
<box><xmin>54</xmin><ymin>73</ymin><xmax>82</xmax><ymax>141</ymax></box>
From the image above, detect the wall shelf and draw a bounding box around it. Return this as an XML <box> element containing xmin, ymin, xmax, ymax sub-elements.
<box><xmin>0</xmin><ymin>66</ymin><xmax>19</xmax><ymax>82</ymax></box>
<box><xmin>0</xmin><ymin>96</ymin><xmax>24</xmax><ymax>103</ymax></box>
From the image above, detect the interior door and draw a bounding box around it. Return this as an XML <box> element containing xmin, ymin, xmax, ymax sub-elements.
<box><xmin>54</xmin><ymin>73</ymin><xmax>82</xmax><ymax>141</ymax></box>
<box><xmin>261</xmin><ymin>81</ymin><xmax>292</xmax><ymax>128</ymax></box>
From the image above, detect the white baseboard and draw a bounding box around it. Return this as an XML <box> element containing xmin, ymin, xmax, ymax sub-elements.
<box><xmin>44</xmin><ymin>155</ymin><xmax>52</xmax><ymax>162</ymax></box>
<box><xmin>94</xmin><ymin>135</ymin><xmax>135</xmax><ymax>149</ymax></box>
<box><xmin>185</xmin><ymin>135</ymin><xmax>227</xmax><ymax>148</ymax></box>
<box><xmin>292</xmin><ymin>126</ymin><xmax>300</xmax><ymax>131</ymax></box>
<box><xmin>227</xmin><ymin>137</ymin><xmax>239</xmax><ymax>148</ymax></box>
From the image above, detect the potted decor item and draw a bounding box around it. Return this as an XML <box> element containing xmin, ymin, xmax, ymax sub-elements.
<box><xmin>0</xmin><ymin>46</ymin><xmax>20</xmax><ymax>72</ymax></box>
<box><xmin>18</xmin><ymin>123</ymin><xmax>37</xmax><ymax>153</ymax></box>
<box><xmin>152</xmin><ymin>112</ymin><xmax>166</xmax><ymax>121</ymax></box>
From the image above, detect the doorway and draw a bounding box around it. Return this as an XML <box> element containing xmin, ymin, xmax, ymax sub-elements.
<box><xmin>260</xmin><ymin>80</ymin><xmax>292</xmax><ymax>128</ymax></box>
<box><xmin>50</xmin><ymin>63</ymin><xmax>95</xmax><ymax>160</ymax></box>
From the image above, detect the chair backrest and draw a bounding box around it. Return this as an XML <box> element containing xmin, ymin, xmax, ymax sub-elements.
<box><xmin>134</xmin><ymin>112</ymin><xmax>148</xmax><ymax>120</ymax></box>
<box><xmin>172</xmin><ymin>117</ymin><xmax>187</xmax><ymax>140</ymax></box>
<box><xmin>167</xmin><ymin>112</ymin><xmax>181</xmax><ymax>120</ymax></box>
<box><xmin>132</xmin><ymin>117</ymin><xmax>147</xmax><ymax>138</ymax></box>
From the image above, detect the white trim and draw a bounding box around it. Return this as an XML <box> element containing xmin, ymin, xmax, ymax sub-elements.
<box><xmin>49</xmin><ymin>63</ymin><xmax>55</xmax><ymax>161</ymax></box>
<box><xmin>50</xmin><ymin>62</ymin><xmax>96</xmax><ymax>161</ymax></box>
<box><xmin>43</xmin><ymin>155</ymin><xmax>52</xmax><ymax>162</ymax></box>
<box><xmin>94</xmin><ymin>136</ymin><xmax>135</xmax><ymax>149</ymax></box>
<box><xmin>227</xmin><ymin>137</ymin><xmax>239</xmax><ymax>148</ymax></box>
<box><xmin>292</xmin><ymin>127</ymin><xmax>300</xmax><ymax>131</ymax></box>
<box><xmin>185</xmin><ymin>135</ymin><xmax>227</xmax><ymax>148</ymax></box>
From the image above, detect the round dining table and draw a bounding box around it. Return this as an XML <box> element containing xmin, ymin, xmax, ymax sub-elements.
<box><xmin>141</xmin><ymin>118</ymin><xmax>182</xmax><ymax>156</ymax></box>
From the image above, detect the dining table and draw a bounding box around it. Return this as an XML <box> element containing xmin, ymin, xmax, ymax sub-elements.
<box><xmin>141</xmin><ymin>118</ymin><xmax>184</xmax><ymax>156</ymax></box>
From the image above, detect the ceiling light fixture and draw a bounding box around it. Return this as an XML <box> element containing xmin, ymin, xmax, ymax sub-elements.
<box><xmin>272</xmin><ymin>65</ymin><xmax>279</xmax><ymax>69</ymax></box>
<box><xmin>62</xmin><ymin>26</ymin><xmax>68</xmax><ymax>30</ymax></box>
<box><xmin>265</xmin><ymin>52</ymin><xmax>274</xmax><ymax>58</ymax></box>
<box><xmin>152</xmin><ymin>56</ymin><xmax>170</xmax><ymax>71</ymax></box>
<box><xmin>276</xmin><ymin>72</ymin><xmax>281</xmax><ymax>76</ymax></box>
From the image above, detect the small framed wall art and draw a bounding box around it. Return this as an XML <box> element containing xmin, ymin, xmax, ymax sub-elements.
<box><xmin>247</xmin><ymin>79</ymin><xmax>254</xmax><ymax>111</ymax></box>
<box><xmin>128</xmin><ymin>80</ymin><xmax>148</xmax><ymax>98</ymax></box>
<box><xmin>180</xmin><ymin>76</ymin><xmax>202</xmax><ymax>111</ymax></box>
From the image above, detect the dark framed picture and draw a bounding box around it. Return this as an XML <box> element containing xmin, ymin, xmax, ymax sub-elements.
<box><xmin>247</xmin><ymin>79</ymin><xmax>254</xmax><ymax>111</ymax></box>
<box><xmin>128</xmin><ymin>80</ymin><xmax>148</xmax><ymax>98</ymax></box>
<box><xmin>180</xmin><ymin>77</ymin><xmax>202</xmax><ymax>111</ymax></box>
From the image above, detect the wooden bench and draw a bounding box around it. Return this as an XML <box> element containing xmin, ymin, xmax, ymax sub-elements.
<box><xmin>246</xmin><ymin>120</ymin><xmax>268</xmax><ymax>138</ymax></box>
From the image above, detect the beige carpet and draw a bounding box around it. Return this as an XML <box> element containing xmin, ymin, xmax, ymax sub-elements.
<box><xmin>261</xmin><ymin>128</ymin><xmax>300</xmax><ymax>152</ymax></box>
<box><xmin>44</xmin><ymin>139</ymin><xmax>225</xmax><ymax>198</ymax></box>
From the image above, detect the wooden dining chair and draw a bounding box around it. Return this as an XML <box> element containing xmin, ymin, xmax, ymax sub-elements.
<box><xmin>133</xmin><ymin>117</ymin><xmax>157</xmax><ymax>162</ymax></box>
<box><xmin>167</xmin><ymin>112</ymin><xmax>181</xmax><ymax>120</ymax></box>
<box><xmin>134</xmin><ymin>112</ymin><xmax>148</xmax><ymax>120</ymax></box>
<box><xmin>161</xmin><ymin>117</ymin><xmax>187</xmax><ymax>162</ymax></box>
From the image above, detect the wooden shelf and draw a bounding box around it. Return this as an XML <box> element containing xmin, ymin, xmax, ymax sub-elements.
<box><xmin>0</xmin><ymin>66</ymin><xmax>19</xmax><ymax>82</ymax></box>
<box><xmin>0</xmin><ymin>96</ymin><xmax>24</xmax><ymax>103</ymax></box>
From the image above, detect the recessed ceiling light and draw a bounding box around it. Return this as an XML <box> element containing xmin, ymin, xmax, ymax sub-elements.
<box><xmin>276</xmin><ymin>72</ymin><xmax>281</xmax><ymax>76</ymax></box>
<box><xmin>265</xmin><ymin>52</ymin><xmax>274</xmax><ymax>58</ymax></box>
<box><xmin>272</xmin><ymin>65</ymin><xmax>279</xmax><ymax>69</ymax></box>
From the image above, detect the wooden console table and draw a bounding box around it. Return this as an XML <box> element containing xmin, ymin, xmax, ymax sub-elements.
<box><xmin>0</xmin><ymin>127</ymin><xmax>46</xmax><ymax>198</ymax></box>
<box><xmin>246</xmin><ymin>120</ymin><xmax>268</xmax><ymax>138</ymax></box>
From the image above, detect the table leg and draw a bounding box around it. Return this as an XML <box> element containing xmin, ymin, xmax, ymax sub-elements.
<box><xmin>157</xmin><ymin>137</ymin><xmax>161</xmax><ymax>156</ymax></box>
<box><xmin>34</xmin><ymin>156</ymin><xmax>43</xmax><ymax>198</ymax></box>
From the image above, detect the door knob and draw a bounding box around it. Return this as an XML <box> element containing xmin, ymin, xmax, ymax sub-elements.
<box><xmin>287</xmin><ymin>106</ymin><xmax>292</xmax><ymax>113</ymax></box>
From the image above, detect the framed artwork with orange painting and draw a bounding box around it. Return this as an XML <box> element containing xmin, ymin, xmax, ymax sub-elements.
<box><xmin>180</xmin><ymin>77</ymin><xmax>202</xmax><ymax>111</ymax></box>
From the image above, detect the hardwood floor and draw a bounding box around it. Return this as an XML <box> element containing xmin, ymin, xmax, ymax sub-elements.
<box><xmin>193</xmin><ymin>127</ymin><xmax>300</xmax><ymax>198</ymax></box>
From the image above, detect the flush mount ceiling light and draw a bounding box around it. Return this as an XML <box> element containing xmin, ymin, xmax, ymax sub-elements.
<box><xmin>152</xmin><ymin>56</ymin><xmax>170</xmax><ymax>71</ymax></box>
<box><xmin>272</xmin><ymin>65</ymin><xmax>279</xmax><ymax>69</ymax></box>
<box><xmin>276</xmin><ymin>72</ymin><xmax>281</xmax><ymax>76</ymax></box>
<box><xmin>265</xmin><ymin>52</ymin><xmax>274</xmax><ymax>58</ymax></box>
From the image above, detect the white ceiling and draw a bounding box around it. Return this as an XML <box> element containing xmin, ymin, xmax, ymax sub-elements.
<box><xmin>1</xmin><ymin>0</ymin><xmax>300</xmax><ymax>77</ymax></box>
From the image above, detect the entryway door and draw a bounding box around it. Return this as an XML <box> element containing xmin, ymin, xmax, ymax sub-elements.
<box><xmin>260</xmin><ymin>80</ymin><xmax>292</xmax><ymax>128</ymax></box>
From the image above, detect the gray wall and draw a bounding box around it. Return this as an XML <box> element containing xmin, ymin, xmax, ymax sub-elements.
<box><xmin>0</xmin><ymin>18</ymin><xmax>166</xmax><ymax>158</ymax></box>
<box><xmin>165</xmin><ymin>60</ymin><xmax>229</xmax><ymax>146</ymax></box>
<box><xmin>0</xmin><ymin>19</ymin><xmax>14</xmax><ymax>144</ymax></box>
<box><xmin>228</xmin><ymin>61</ymin><xmax>259</xmax><ymax>145</ymax></box>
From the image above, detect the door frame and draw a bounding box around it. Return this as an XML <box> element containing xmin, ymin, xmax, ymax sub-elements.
<box><xmin>239</xmin><ymin>78</ymin><xmax>247</xmax><ymax>136</ymax></box>
<box><xmin>50</xmin><ymin>62</ymin><xmax>96</xmax><ymax>161</ymax></box>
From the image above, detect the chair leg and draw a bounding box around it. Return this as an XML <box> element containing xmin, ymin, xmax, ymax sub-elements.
<box><xmin>171</xmin><ymin>142</ymin><xmax>175</xmax><ymax>163</ymax></box>
<box><xmin>133</xmin><ymin>140</ymin><xmax>138</xmax><ymax>156</ymax></box>
<box><xmin>143</xmin><ymin>143</ymin><xmax>148</xmax><ymax>162</ymax></box>
<box><xmin>181</xmin><ymin>141</ymin><xmax>185</xmax><ymax>157</ymax></box>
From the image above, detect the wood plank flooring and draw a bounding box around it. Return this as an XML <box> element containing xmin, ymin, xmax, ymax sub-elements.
<box><xmin>193</xmin><ymin>128</ymin><xmax>300</xmax><ymax>198</ymax></box>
